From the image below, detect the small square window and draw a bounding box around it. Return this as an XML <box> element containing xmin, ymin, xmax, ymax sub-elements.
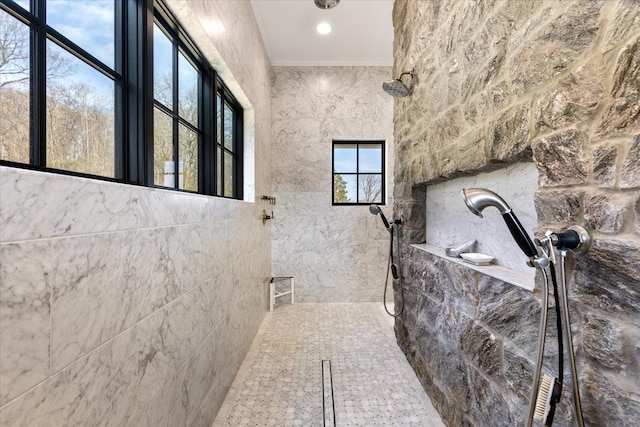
<box><xmin>332</xmin><ymin>141</ymin><xmax>385</xmax><ymax>205</ymax></box>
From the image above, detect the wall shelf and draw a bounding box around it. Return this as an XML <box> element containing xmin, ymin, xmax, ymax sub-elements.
<box><xmin>410</xmin><ymin>244</ymin><xmax>536</xmax><ymax>293</ymax></box>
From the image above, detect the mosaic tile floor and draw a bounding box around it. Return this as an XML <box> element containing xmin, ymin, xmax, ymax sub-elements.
<box><xmin>212</xmin><ymin>303</ymin><xmax>445</xmax><ymax>426</ymax></box>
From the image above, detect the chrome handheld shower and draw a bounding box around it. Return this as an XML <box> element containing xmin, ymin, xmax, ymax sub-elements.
<box><xmin>462</xmin><ymin>188</ymin><xmax>538</xmax><ymax>261</ymax></box>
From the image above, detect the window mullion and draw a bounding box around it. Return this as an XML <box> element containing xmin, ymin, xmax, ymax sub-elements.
<box><xmin>235</xmin><ymin>107</ymin><xmax>243</xmax><ymax>199</ymax></box>
<box><xmin>113</xmin><ymin>0</ymin><xmax>124</xmax><ymax>180</ymax></box>
<box><xmin>219</xmin><ymin>86</ymin><xmax>224</xmax><ymax>196</ymax></box>
<box><xmin>201</xmin><ymin>70</ymin><xmax>213</xmax><ymax>195</ymax></box>
<box><xmin>172</xmin><ymin>39</ymin><xmax>178</xmax><ymax>189</ymax></box>
<box><xmin>30</xmin><ymin>0</ymin><xmax>46</xmax><ymax>167</ymax></box>
<box><xmin>355</xmin><ymin>144</ymin><xmax>360</xmax><ymax>203</ymax></box>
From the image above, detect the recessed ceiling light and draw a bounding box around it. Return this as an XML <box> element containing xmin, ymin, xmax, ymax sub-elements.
<box><xmin>316</xmin><ymin>22</ymin><xmax>332</xmax><ymax>35</ymax></box>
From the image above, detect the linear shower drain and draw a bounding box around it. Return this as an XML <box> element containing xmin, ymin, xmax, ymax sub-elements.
<box><xmin>322</xmin><ymin>360</ymin><xmax>336</xmax><ymax>426</ymax></box>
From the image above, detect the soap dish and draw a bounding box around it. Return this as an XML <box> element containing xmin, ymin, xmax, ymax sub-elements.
<box><xmin>460</xmin><ymin>253</ymin><xmax>494</xmax><ymax>266</ymax></box>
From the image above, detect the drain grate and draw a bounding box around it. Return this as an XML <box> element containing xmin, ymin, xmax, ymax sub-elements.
<box><xmin>322</xmin><ymin>360</ymin><xmax>336</xmax><ymax>426</ymax></box>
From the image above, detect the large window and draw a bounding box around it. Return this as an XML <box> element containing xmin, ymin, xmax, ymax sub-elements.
<box><xmin>332</xmin><ymin>140</ymin><xmax>385</xmax><ymax>205</ymax></box>
<box><xmin>0</xmin><ymin>0</ymin><xmax>243</xmax><ymax>199</ymax></box>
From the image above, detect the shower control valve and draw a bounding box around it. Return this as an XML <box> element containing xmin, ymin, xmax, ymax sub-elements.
<box><xmin>262</xmin><ymin>209</ymin><xmax>274</xmax><ymax>225</ymax></box>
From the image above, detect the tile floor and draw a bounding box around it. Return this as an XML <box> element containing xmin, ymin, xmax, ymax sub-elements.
<box><xmin>212</xmin><ymin>303</ymin><xmax>445</xmax><ymax>426</ymax></box>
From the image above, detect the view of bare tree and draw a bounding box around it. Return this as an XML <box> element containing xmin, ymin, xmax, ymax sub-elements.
<box><xmin>359</xmin><ymin>174</ymin><xmax>382</xmax><ymax>203</ymax></box>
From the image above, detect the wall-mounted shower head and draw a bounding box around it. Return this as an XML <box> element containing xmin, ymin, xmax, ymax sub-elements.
<box><xmin>369</xmin><ymin>204</ymin><xmax>391</xmax><ymax>229</ymax></box>
<box><xmin>382</xmin><ymin>70</ymin><xmax>415</xmax><ymax>98</ymax></box>
<box><xmin>314</xmin><ymin>0</ymin><xmax>340</xmax><ymax>9</ymax></box>
<box><xmin>462</xmin><ymin>188</ymin><xmax>539</xmax><ymax>260</ymax></box>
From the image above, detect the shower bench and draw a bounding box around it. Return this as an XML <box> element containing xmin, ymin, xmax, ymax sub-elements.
<box><xmin>269</xmin><ymin>276</ymin><xmax>295</xmax><ymax>311</ymax></box>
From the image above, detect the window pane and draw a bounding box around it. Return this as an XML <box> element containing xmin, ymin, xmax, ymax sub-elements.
<box><xmin>13</xmin><ymin>0</ymin><xmax>29</xmax><ymax>11</ymax></box>
<box><xmin>154</xmin><ymin>107</ymin><xmax>174</xmax><ymax>187</ymax></box>
<box><xmin>333</xmin><ymin>174</ymin><xmax>351</xmax><ymax>204</ymax></box>
<box><xmin>179</xmin><ymin>124</ymin><xmax>198</xmax><ymax>191</ymax></box>
<box><xmin>337</xmin><ymin>174</ymin><xmax>357</xmax><ymax>203</ymax></box>
<box><xmin>333</xmin><ymin>144</ymin><xmax>357</xmax><ymax>173</ymax></box>
<box><xmin>358</xmin><ymin>174</ymin><xmax>382</xmax><ymax>203</ymax></box>
<box><xmin>178</xmin><ymin>51</ymin><xmax>198</xmax><ymax>126</ymax></box>
<box><xmin>46</xmin><ymin>41</ymin><xmax>115</xmax><ymax>177</ymax></box>
<box><xmin>359</xmin><ymin>144</ymin><xmax>382</xmax><ymax>173</ymax></box>
<box><xmin>153</xmin><ymin>23</ymin><xmax>173</xmax><ymax>109</ymax></box>
<box><xmin>224</xmin><ymin>153</ymin><xmax>234</xmax><ymax>197</ymax></box>
<box><xmin>223</xmin><ymin>102</ymin><xmax>233</xmax><ymax>150</ymax></box>
<box><xmin>0</xmin><ymin>11</ymin><xmax>30</xmax><ymax>163</ymax></box>
<box><xmin>47</xmin><ymin>0</ymin><xmax>115</xmax><ymax>68</ymax></box>
<box><xmin>216</xmin><ymin>146</ymin><xmax>222</xmax><ymax>195</ymax></box>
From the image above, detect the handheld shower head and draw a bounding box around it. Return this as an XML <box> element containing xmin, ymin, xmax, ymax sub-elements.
<box><xmin>369</xmin><ymin>204</ymin><xmax>391</xmax><ymax>229</ymax></box>
<box><xmin>383</xmin><ymin>70</ymin><xmax>415</xmax><ymax>98</ymax></box>
<box><xmin>462</xmin><ymin>187</ymin><xmax>511</xmax><ymax>217</ymax></box>
<box><xmin>462</xmin><ymin>188</ymin><xmax>538</xmax><ymax>260</ymax></box>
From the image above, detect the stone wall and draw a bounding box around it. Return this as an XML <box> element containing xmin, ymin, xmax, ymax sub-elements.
<box><xmin>391</xmin><ymin>1</ymin><xmax>640</xmax><ymax>426</ymax></box>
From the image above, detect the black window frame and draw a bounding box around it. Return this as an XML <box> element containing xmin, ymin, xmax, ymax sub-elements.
<box><xmin>215</xmin><ymin>81</ymin><xmax>243</xmax><ymax>198</ymax></box>
<box><xmin>0</xmin><ymin>0</ymin><xmax>244</xmax><ymax>200</ymax></box>
<box><xmin>332</xmin><ymin>140</ymin><xmax>385</xmax><ymax>206</ymax></box>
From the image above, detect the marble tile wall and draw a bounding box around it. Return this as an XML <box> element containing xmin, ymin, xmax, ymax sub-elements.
<box><xmin>0</xmin><ymin>0</ymin><xmax>273</xmax><ymax>425</ymax></box>
<box><xmin>426</xmin><ymin>162</ymin><xmax>539</xmax><ymax>273</ymax></box>
<box><xmin>270</xmin><ymin>66</ymin><xmax>395</xmax><ymax>303</ymax></box>
<box><xmin>0</xmin><ymin>167</ymin><xmax>270</xmax><ymax>426</ymax></box>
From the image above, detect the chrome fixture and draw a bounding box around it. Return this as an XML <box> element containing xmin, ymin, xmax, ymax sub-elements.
<box><xmin>369</xmin><ymin>204</ymin><xmax>404</xmax><ymax>318</ymax></box>
<box><xmin>529</xmin><ymin>226</ymin><xmax>590</xmax><ymax>427</ymax></box>
<box><xmin>445</xmin><ymin>239</ymin><xmax>476</xmax><ymax>257</ymax></box>
<box><xmin>369</xmin><ymin>204</ymin><xmax>391</xmax><ymax>230</ymax></box>
<box><xmin>462</xmin><ymin>188</ymin><xmax>539</xmax><ymax>264</ymax></box>
<box><xmin>261</xmin><ymin>209</ymin><xmax>274</xmax><ymax>225</ymax></box>
<box><xmin>382</xmin><ymin>69</ymin><xmax>416</xmax><ymax>98</ymax></box>
<box><xmin>314</xmin><ymin>0</ymin><xmax>340</xmax><ymax>9</ymax></box>
<box><xmin>460</xmin><ymin>187</ymin><xmax>590</xmax><ymax>426</ymax></box>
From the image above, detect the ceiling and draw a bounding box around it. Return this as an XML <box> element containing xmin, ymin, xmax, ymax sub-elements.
<box><xmin>249</xmin><ymin>0</ymin><xmax>394</xmax><ymax>66</ymax></box>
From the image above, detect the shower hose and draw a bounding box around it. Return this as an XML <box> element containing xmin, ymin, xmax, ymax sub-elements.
<box><xmin>527</xmin><ymin>253</ymin><xmax>585</xmax><ymax>427</ymax></box>
<box><xmin>383</xmin><ymin>223</ymin><xmax>404</xmax><ymax>318</ymax></box>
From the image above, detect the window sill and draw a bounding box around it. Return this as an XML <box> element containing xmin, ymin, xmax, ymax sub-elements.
<box><xmin>410</xmin><ymin>243</ymin><xmax>536</xmax><ymax>293</ymax></box>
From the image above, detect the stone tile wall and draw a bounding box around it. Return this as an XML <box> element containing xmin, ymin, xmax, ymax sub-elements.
<box><xmin>271</xmin><ymin>66</ymin><xmax>395</xmax><ymax>302</ymax></box>
<box><xmin>391</xmin><ymin>1</ymin><xmax>640</xmax><ymax>425</ymax></box>
<box><xmin>0</xmin><ymin>1</ymin><xmax>273</xmax><ymax>425</ymax></box>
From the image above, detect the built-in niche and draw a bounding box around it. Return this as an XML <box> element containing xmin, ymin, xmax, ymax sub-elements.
<box><xmin>425</xmin><ymin>162</ymin><xmax>539</xmax><ymax>274</ymax></box>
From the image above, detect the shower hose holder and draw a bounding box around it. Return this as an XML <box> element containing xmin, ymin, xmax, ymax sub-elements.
<box><xmin>536</xmin><ymin>225</ymin><xmax>591</xmax><ymax>254</ymax></box>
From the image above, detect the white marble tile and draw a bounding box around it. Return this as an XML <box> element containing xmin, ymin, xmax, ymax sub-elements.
<box><xmin>0</xmin><ymin>327</ymin><xmax>138</xmax><ymax>427</ymax></box>
<box><xmin>0</xmin><ymin>241</ymin><xmax>51</xmax><ymax>405</ymax></box>
<box><xmin>0</xmin><ymin>166</ymin><xmax>139</xmax><ymax>241</ymax></box>
<box><xmin>136</xmin><ymin>282</ymin><xmax>211</xmax><ymax>405</ymax></box>
<box><xmin>426</xmin><ymin>162</ymin><xmax>539</xmax><ymax>272</ymax></box>
<box><xmin>319</xmin><ymin>117</ymin><xmax>395</xmax><ymax>142</ymax></box>
<box><xmin>271</xmin><ymin>117</ymin><xmax>322</xmax><ymax>145</ymax></box>
<box><xmin>138</xmin><ymin>363</ymin><xmax>188</xmax><ymax>427</ymax></box>
<box><xmin>183</xmin><ymin>317</ymin><xmax>241</xmax><ymax>425</ymax></box>
<box><xmin>49</xmin><ymin>228</ymin><xmax>185</xmax><ymax>371</ymax></box>
<box><xmin>135</xmin><ymin>187</ymin><xmax>214</xmax><ymax>228</ymax></box>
